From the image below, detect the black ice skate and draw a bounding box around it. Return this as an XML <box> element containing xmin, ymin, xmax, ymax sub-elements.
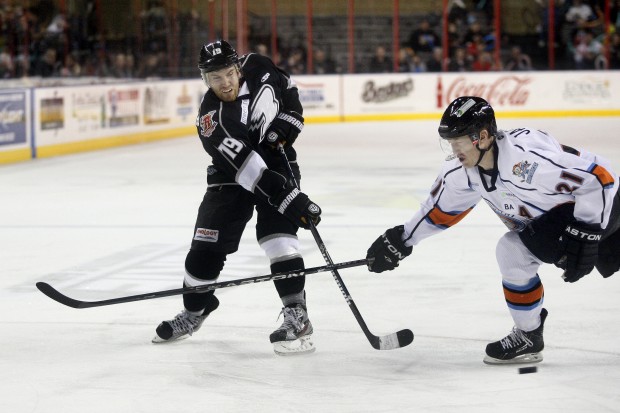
<box><xmin>483</xmin><ymin>308</ymin><xmax>548</xmax><ymax>365</ymax></box>
<box><xmin>269</xmin><ymin>303</ymin><xmax>315</xmax><ymax>356</ymax></box>
<box><xmin>152</xmin><ymin>296</ymin><xmax>219</xmax><ymax>343</ymax></box>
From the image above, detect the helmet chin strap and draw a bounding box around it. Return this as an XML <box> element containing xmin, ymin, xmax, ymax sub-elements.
<box><xmin>474</xmin><ymin>143</ymin><xmax>490</xmax><ymax>167</ymax></box>
<box><xmin>471</xmin><ymin>132</ymin><xmax>494</xmax><ymax>167</ymax></box>
<box><xmin>475</xmin><ymin>139</ymin><xmax>499</xmax><ymax>192</ymax></box>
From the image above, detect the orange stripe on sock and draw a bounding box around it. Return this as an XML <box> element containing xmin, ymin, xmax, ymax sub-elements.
<box><xmin>503</xmin><ymin>284</ymin><xmax>544</xmax><ymax>306</ymax></box>
<box><xmin>427</xmin><ymin>207</ymin><xmax>472</xmax><ymax>227</ymax></box>
<box><xmin>592</xmin><ymin>165</ymin><xmax>615</xmax><ymax>187</ymax></box>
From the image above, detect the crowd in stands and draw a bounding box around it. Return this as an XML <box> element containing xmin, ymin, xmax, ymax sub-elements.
<box><xmin>1</xmin><ymin>0</ymin><xmax>619</xmax><ymax>81</ymax></box>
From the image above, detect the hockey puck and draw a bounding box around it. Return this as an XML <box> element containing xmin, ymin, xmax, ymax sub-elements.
<box><xmin>518</xmin><ymin>366</ymin><xmax>538</xmax><ymax>374</ymax></box>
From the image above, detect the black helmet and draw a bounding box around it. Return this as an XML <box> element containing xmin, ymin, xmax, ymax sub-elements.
<box><xmin>438</xmin><ymin>96</ymin><xmax>497</xmax><ymax>140</ymax></box>
<box><xmin>198</xmin><ymin>40</ymin><xmax>239</xmax><ymax>73</ymax></box>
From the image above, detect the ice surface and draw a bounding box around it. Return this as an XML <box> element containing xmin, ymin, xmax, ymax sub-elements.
<box><xmin>1</xmin><ymin>118</ymin><xmax>620</xmax><ymax>413</ymax></box>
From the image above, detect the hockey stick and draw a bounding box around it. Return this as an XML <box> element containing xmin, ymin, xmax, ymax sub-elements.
<box><xmin>35</xmin><ymin>259</ymin><xmax>368</xmax><ymax>309</ymax></box>
<box><xmin>278</xmin><ymin>144</ymin><xmax>413</xmax><ymax>350</ymax></box>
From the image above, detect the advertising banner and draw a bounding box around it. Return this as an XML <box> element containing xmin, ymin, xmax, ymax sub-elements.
<box><xmin>33</xmin><ymin>80</ymin><xmax>205</xmax><ymax>152</ymax></box>
<box><xmin>292</xmin><ymin>75</ymin><xmax>341</xmax><ymax>120</ymax></box>
<box><xmin>436</xmin><ymin>71</ymin><xmax>620</xmax><ymax>113</ymax></box>
<box><xmin>0</xmin><ymin>88</ymin><xmax>31</xmax><ymax>163</ymax></box>
<box><xmin>342</xmin><ymin>73</ymin><xmax>421</xmax><ymax>116</ymax></box>
<box><xmin>0</xmin><ymin>89</ymin><xmax>29</xmax><ymax>148</ymax></box>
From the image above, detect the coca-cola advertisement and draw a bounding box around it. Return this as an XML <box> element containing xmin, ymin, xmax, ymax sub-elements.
<box><xmin>437</xmin><ymin>75</ymin><xmax>532</xmax><ymax>109</ymax></box>
<box><xmin>434</xmin><ymin>72</ymin><xmax>619</xmax><ymax>113</ymax></box>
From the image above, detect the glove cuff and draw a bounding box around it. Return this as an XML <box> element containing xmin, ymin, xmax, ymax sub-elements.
<box><xmin>276</xmin><ymin>187</ymin><xmax>300</xmax><ymax>214</ymax></box>
<box><xmin>276</xmin><ymin>111</ymin><xmax>304</xmax><ymax>133</ymax></box>
<box><xmin>385</xmin><ymin>225</ymin><xmax>413</xmax><ymax>258</ymax></box>
<box><xmin>564</xmin><ymin>222</ymin><xmax>602</xmax><ymax>242</ymax></box>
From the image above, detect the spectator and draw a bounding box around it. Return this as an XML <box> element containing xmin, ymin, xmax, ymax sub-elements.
<box><xmin>465</xmin><ymin>32</ymin><xmax>485</xmax><ymax>61</ymax></box>
<box><xmin>504</xmin><ymin>45</ymin><xmax>533</xmax><ymax>71</ymax></box>
<box><xmin>472</xmin><ymin>50</ymin><xmax>497</xmax><ymax>71</ymax></box>
<box><xmin>33</xmin><ymin>47</ymin><xmax>60</xmax><ymax>77</ymax></box>
<box><xmin>572</xmin><ymin>29</ymin><xmax>602</xmax><ymax>69</ymax></box>
<box><xmin>0</xmin><ymin>52</ymin><xmax>13</xmax><ymax>78</ymax></box>
<box><xmin>109</xmin><ymin>52</ymin><xmax>131</xmax><ymax>78</ymax></box>
<box><xmin>397</xmin><ymin>46</ymin><xmax>414</xmax><ymax>72</ymax></box>
<box><xmin>367</xmin><ymin>45</ymin><xmax>392</xmax><ymax>73</ymax></box>
<box><xmin>448</xmin><ymin>0</ymin><xmax>468</xmax><ymax>25</ymax></box>
<box><xmin>254</xmin><ymin>43</ymin><xmax>269</xmax><ymax>56</ymax></box>
<box><xmin>565</xmin><ymin>0</ymin><xmax>594</xmax><ymax>26</ymax></box>
<box><xmin>140</xmin><ymin>52</ymin><xmax>165</xmax><ymax>78</ymax></box>
<box><xmin>464</xmin><ymin>20</ymin><xmax>486</xmax><ymax>45</ymax></box>
<box><xmin>313</xmin><ymin>48</ymin><xmax>337</xmax><ymax>74</ymax></box>
<box><xmin>59</xmin><ymin>52</ymin><xmax>82</xmax><ymax>77</ymax></box>
<box><xmin>426</xmin><ymin>46</ymin><xmax>445</xmax><ymax>72</ymax></box>
<box><xmin>564</xmin><ymin>0</ymin><xmax>595</xmax><ymax>42</ymax></box>
<box><xmin>410</xmin><ymin>52</ymin><xmax>427</xmax><ymax>72</ymax></box>
<box><xmin>408</xmin><ymin>18</ymin><xmax>440</xmax><ymax>53</ymax></box>
<box><xmin>282</xmin><ymin>48</ymin><xmax>306</xmax><ymax>75</ymax></box>
<box><xmin>448</xmin><ymin>47</ymin><xmax>472</xmax><ymax>72</ymax></box>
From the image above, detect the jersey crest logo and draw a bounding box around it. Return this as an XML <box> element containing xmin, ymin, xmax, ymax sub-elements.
<box><xmin>512</xmin><ymin>160</ymin><xmax>539</xmax><ymax>184</ymax></box>
<box><xmin>199</xmin><ymin>110</ymin><xmax>218</xmax><ymax>137</ymax></box>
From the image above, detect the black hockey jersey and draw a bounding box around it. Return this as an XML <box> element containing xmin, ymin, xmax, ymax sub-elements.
<box><xmin>195</xmin><ymin>53</ymin><xmax>302</xmax><ymax>204</ymax></box>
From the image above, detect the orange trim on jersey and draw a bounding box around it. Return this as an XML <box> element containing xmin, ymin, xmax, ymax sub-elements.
<box><xmin>591</xmin><ymin>165</ymin><xmax>615</xmax><ymax>187</ymax></box>
<box><xmin>427</xmin><ymin>207</ymin><xmax>472</xmax><ymax>227</ymax></box>
<box><xmin>503</xmin><ymin>285</ymin><xmax>544</xmax><ymax>306</ymax></box>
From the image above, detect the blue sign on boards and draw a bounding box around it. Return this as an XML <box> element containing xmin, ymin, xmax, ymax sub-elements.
<box><xmin>0</xmin><ymin>90</ymin><xmax>27</xmax><ymax>146</ymax></box>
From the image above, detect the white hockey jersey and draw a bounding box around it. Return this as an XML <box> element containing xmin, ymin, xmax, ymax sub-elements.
<box><xmin>403</xmin><ymin>127</ymin><xmax>618</xmax><ymax>247</ymax></box>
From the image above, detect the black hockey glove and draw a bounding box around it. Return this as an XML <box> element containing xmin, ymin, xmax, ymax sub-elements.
<box><xmin>366</xmin><ymin>225</ymin><xmax>412</xmax><ymax>273</ymax></box>
<box><xmin>264</xmin><ymin>111</ymin><xmax>304</xmax><ymax>148</ymax></box>
<box><xmin>559</xmin><ymin>222</ymin><xmax>602</xmax><ymax>283</ymax></box>
<box><xmin>272</xmin><ymin>187</ymin><xmax>321</xmax><ymax>229</ymax></box>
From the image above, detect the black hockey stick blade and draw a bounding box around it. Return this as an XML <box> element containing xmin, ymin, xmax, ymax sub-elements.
<box><xmin>35</xmin><ymin>258</ymin><xmax>368</xmax><ymax>309</ymax></box>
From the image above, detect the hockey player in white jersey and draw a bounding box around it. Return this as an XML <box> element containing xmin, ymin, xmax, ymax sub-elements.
<box><xmin>366</xmin><ymin>96</ymin><xmax>620</xmax><ymax>365</ymax></box>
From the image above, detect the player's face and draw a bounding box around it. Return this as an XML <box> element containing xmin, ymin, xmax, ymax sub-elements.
<box><xmin>206</xmin><ymin>66</ymin><xmax>241</xmax><ymax>102</ymax></box>
<box><xmin>445</xmin><ymin>135</ymin><xmax>479</xmax><ymax>167</ymax></box>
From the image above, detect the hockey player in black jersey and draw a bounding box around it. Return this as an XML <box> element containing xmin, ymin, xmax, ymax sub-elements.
<box><xmin>152</xmin><ymin>40</ymin><xmax>321</xmax><ymax>355</ymax></box>
<box><xmin>366</xmin><ymin>96</ymin><xmax>620</xmax><ymax>364</ymax></box>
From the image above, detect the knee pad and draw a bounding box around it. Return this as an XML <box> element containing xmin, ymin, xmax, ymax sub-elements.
<box><xmin>184</xmin><ymin>250</ymin><xmax>227</xmax><ymax>287</ymax></box>
<box><xmin>259</xmin><ymin>235</ymin><xmax>301</xmax><ymax>264</ymax></box>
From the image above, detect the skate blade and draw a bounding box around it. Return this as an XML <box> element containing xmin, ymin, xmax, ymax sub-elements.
<box><xmin>151</xmin><ymin>333</ymin><xmax>191</xmax><ymax>344</ymax></box>
<box><xmin>272</xmin><ymin>335</ymin><xmax>316</xmax><ymax>356</ymax></box>
<box><xmin>483</xmin><ymin>352</ymin><xmax>543</xmax><ymax>365</ymax></box>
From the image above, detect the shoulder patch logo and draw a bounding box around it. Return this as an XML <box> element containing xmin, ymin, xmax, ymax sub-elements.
<box><xmin>261</xmin><ymin>73</ymin><xmax>270</xmax><ymax>82</ymax></box>
<box><xmin>199</xmin><ymin>110</ymin><xmax>218</xmax><ymax>137</ymax></box>
<box><xmin>512</xmin><ymin>160</ymin><xmax>539</xmax><ymax>184</ymax></box>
